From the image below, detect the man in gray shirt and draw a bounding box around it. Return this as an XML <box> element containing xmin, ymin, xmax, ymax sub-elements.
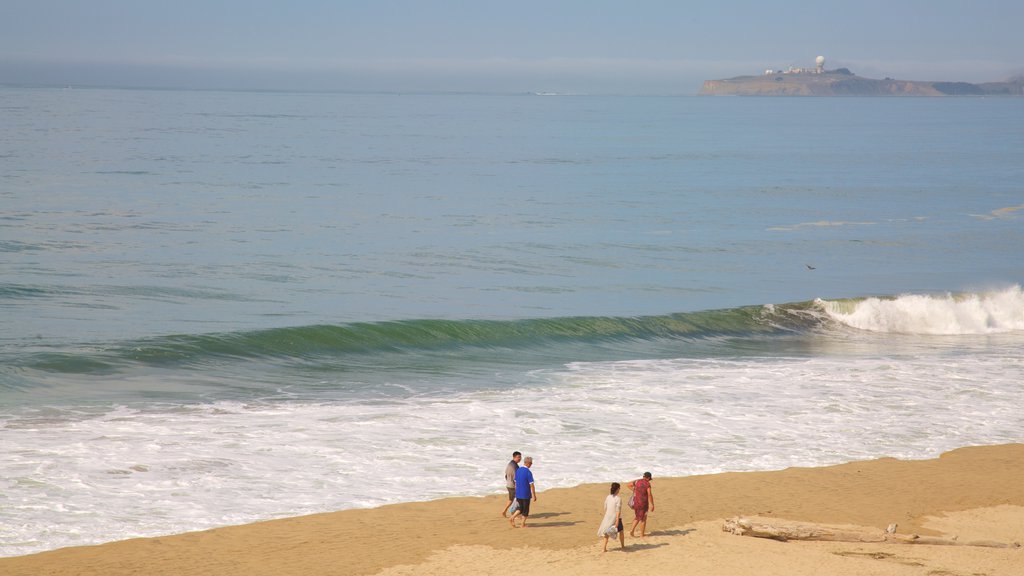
<box><xmin>501</xmin><ymin>451</ymin><xmax>522</xmax><ymax>517</ymax></box>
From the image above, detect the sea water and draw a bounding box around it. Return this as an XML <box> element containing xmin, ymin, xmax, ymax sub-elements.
<box><xmin>1</xmin><ymin>87</ymin><xmax>1022</xmax><ymax>556</ymax></box>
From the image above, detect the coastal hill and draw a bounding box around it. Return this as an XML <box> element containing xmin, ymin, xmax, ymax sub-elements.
<box><xmin>701</xmin><ymin>65</ymin><xmax>1024</xmax><ymax>97</ymax></box>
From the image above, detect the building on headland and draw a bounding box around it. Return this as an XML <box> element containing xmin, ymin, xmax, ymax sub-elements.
<box><xmin>702</xmin><ymin>56</ymin><xmax>1024</xmax><ymax>96</ymax></box>
<box><xmin>767</xmin><ymin>55</ymin><xmax>827</xmax><ymax>76</ymax></box>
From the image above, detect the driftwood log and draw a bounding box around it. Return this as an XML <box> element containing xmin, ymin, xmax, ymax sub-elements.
<box><xmin>723</xmin><ymin>517</ymin><xmax>1020</xmax><ymax>549</ymax></box>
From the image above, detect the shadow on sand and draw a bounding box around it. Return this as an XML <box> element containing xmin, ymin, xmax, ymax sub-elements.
<box><xmin>510</xmin><ymin>511</ymin><xmax>580</xmax><ymax>528</ymax></box>
<box><xmin>527</xmin><ymin>521</ymin><xmax>583</xmax><ymax>528</ymax></box>
<box><xmin>647</xmin><ymin>528</ymin><xmax>696</xmax><ymax>537</ymax></box>
<box><xmin>528</xmin><ymin>512</ymin><xmax>569</xmax><ymax>520</ymax></box>
<box><xmin>617</xmin><ymin>542</ymin><xmax>669</xmax><ymax>553</ymax></box>
<box><xmin>610</xmin><ymin>527</ymin><xmax>695</xmax><ymax>553</ymax></box>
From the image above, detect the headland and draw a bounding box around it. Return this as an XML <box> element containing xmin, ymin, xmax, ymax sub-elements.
<box><xmin>701</xmin><ymin>56</ymin><xmax>1024</xmax><ymax>96</ymax></box>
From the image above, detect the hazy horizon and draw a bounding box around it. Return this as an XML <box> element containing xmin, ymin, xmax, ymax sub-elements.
<box><xmin>2</xmin><ymin>1</ymin><xmax>1022</xmax><ymax>94</ymax></box>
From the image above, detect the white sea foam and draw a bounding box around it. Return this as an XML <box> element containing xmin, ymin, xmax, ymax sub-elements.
<box><xmin>819</xmin><ymin>286</ymin><xmax>1024</xmax><ymax>335</ymax></box>
<box><xmin>2</xmin><ymin>344</ymin><xmax>1022</xmax><ymax>557</ymax></box>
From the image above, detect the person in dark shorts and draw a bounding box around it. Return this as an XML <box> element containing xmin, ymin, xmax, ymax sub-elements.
<box><xmin>501</xmin><ymin>451</ymin><xmax>521</xmax><ymax>517</ymax></box>
<box><xmin>598</xmin><ymin>482</ymin><xmax>625</xmax><ymax>552</ymax></box>
<box><xmin>509</xmin><ymin>456</ymin><xmax>536</xmax><ymax>528</ymax></box>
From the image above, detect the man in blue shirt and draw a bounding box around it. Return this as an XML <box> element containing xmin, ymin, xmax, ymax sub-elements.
<box><xmin>509</xmin><ymin>456</ymin><xmax>536</xmax><ymax>528</ymax></box>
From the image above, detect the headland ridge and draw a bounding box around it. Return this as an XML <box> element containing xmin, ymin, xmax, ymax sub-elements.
<box><xmin>701</xmin><ymin>56</ymin><xmax>1024</xmax><ymax>96</ymax></box>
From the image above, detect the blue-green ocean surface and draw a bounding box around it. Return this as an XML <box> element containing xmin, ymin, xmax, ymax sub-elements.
<box><xmin>1</xmin><ymin>87</ymin><xmax>1022</xmax><ymax>556</ymax></box>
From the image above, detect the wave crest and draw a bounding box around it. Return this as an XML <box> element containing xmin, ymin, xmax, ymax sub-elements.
<box><xmin>18</xmin><ymin>305</ymin><xmax>812</xmax><ymax>375</ymax></box>
<box><xmin>819</xmin><ymin>286</ymin><xmax>1024</xmax><ymax>335</ymax></box>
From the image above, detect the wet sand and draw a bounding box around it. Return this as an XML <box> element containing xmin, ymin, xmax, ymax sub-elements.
<box><xmin>3</xmin><ymin>443</ymin><xmax>1022</xmax><ymax>575</ymax></box>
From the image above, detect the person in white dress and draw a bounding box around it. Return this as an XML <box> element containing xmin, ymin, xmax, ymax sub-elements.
<box><xmin>597</xmin><ymin>482</ymin><xmax>625</xmax><ymax>552</ymax></box>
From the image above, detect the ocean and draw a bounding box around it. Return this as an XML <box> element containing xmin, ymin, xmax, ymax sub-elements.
<box><xmin>1</xmin><ymin>86</ymin><xmax>1022</xmax><ymax>557</ymax></box>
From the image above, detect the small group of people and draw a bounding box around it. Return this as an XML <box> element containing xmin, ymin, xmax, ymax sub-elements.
<box><xmin>502</xmin><ymin>451</ymin><xmax>536</xmax><ymax>528</ymax></box>
<box><xmin>598</xmin><ymin>472</ymin><xmax>654</xmax><ymax>552</ymax></box>
<box><xmin>500</xmin><ymin>451</ymin><xmax>655</xmax><ymax>552</ymax></box>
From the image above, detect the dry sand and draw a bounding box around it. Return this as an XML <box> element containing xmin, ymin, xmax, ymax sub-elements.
<box><xmin>3</xmin><ymin>443</ymin><xmax>1022</xmax><ymax>576</ymax></box>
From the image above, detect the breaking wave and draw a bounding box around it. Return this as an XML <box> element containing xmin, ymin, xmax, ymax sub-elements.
<box><xmin>819</xmin><ymin>286</ymin><xmax>1024</xmax><ymax>335</ymax></box>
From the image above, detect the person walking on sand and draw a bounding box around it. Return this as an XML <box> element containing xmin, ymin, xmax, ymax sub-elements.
<box><xmin>509</xmin><ymin>456</ymin><xmax>536</xmax><ymax>528</ymax></box>
<box><xmin>628</xmin><ymin>471</ymin><xmax>654</xmax><ymax>538</ymax></box>
<box><xmin>597</xmin><ymin>482</ymin><xmax>625</xmax><ymax>552</ymax></box>
<box><xmin>501</xmin><ymin>451</ymin><xmax>522</xmax><ymax>517</ymax></box>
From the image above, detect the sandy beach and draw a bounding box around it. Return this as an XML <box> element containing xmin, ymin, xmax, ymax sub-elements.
<box><xmin>3</xmin><ymin>443</ymin><xmax>1022</xmax><ymax>576</ymax></box>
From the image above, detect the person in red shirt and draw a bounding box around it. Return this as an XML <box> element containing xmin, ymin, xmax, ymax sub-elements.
<box><xmin>628</xmin><ymin>471</ymin><xmax>654</xmax><ymax>538</ymax></box>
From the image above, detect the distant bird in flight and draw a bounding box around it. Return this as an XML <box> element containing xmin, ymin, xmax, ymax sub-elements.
<box><xmin>805</xmin><ymin>264</ymin><xmax>816</xmax><ymax>270</ymax></box>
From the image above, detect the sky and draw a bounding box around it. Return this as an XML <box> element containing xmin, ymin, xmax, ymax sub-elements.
<box><xmin>1</xmin><ymin>0</ymin><xmax>1021</xmax><ymax>94</ymax></box>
